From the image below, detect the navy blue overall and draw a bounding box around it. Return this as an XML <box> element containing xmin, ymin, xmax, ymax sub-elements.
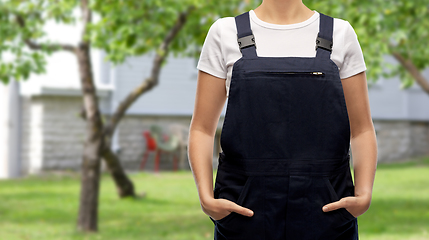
<box><xmin>209</xmin><ymin>11</ymin><xmax>359</xmax><ymax>240</ymax></box>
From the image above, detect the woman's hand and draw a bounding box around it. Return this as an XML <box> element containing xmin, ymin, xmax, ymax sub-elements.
<box><xmin>201</xmin><ymin>197</ymin><xmax>254</xmax><ymax>221</ymax></box>
<box><xmin>322</xmin><ymin>193</ymin><xmax>372</xmax><ymax>218</ymax></box>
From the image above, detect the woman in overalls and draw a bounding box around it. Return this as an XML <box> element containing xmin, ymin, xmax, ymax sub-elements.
<box><xmin>188</xmin><ymin>0</ymin><xmax>378</xmax><ymax>239</ymax></box>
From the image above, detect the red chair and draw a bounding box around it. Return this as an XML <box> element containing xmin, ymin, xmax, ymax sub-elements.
<box><xmin>140</xmin><ymin>128</ymin><xmax>179</xmax><ymax>172</ymax></box>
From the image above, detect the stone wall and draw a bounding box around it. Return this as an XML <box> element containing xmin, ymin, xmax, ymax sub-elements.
<box><xmin>21</xmin><ymin>95</ymin><xmax>87</xmax><ymax>174</ymax></box>
<box><xmin>19</xmin><ymin>95</ymin><xmax>429</xmax><ymax>175</ymax></box>
<box><xmin>372</xmin><ymin>120</ymin><xmax>429</xmax><ymax>163</ymax></box>
<box><xmin>20</xmin><ymin>95</ymin><xmax>200</xmax><ymax>174</ymax></box>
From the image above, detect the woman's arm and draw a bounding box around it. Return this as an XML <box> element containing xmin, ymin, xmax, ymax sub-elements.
<box><xmin>188</xmin><ymin>70</ymin><xmax>254</xmax><ymax>220</ymax></box>
<box><xmin>322</xmin><ymin>71</ymin><xmax>378</xmax><ymax>217</ymax></box>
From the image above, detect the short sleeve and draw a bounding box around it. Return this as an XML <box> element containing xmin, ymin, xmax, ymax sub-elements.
<box><xmin>339</xmin><ymin>21</ymin><xmax>367</xmax><ymax>79</ymax></box>
<box><xmin>196</xmin><ymin>18</ymin><xmax>227</xmax><ymax>79</ymax></box>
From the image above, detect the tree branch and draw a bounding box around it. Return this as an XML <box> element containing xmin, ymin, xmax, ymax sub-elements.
<box><xmin>103</xmin><ymin>6</ymin><xmax>195</xmax><ymax>138</ymax></box>
<box><xmin>391</xmin><ymin>51</ymin><xmax>429</xmax><ymax>94</ymax></box>
<box><xmin>80</xmin><ymin>0</ymin><xmax>91</xmax><ymax>45</ymax></box>
<box><xmin>15</xmin><ymin>14</ymin><xmax>77</xmax><ymax>53</ymax></box>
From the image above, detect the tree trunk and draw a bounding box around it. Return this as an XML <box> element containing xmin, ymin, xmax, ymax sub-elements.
<box><xmin>101</xmin><ymin>143</ymin><xmax>136</xmax><ymax>198</ymax></box>
<box><xmin>74</xmin><ymin>5</ymin><xmax>195</xmax><ymax>205</ymax></box>
<box><xmin>76</xmin><ymin>42</ymin><xmax>104</xmax><ymax>232</ymax></box>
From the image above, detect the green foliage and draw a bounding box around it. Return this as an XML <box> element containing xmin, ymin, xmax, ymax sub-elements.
<box><xmin>1</xmin><ymin>0</ymin><xmax>428</xmax><ymax>88</ymax></box>
<box><xmin>305</xmin><ymin>0</ymin><xmax>429</xmax><ymax>88</ymax></box>
<box><xmin>88</xmin><ymin>0</ymin><xmax>255</xmax><ymax>63</ymax></box>
<box><xmin>0</xmin><ymin>0</ymin><xmax>77</xmax><ymax>84</ymax></box>
<box><xmin>0</xmin><ymin>0</ymin><xmax>253</xmax><ymax>84</ymax></box>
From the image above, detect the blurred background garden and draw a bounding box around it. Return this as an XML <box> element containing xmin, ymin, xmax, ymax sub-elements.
<box><xmin>0</xmin><ymin>157</ymin><xmax>428</xmax><ymax>240</ymax></box>
<box><xmin>1</xmin><ymin>0</ymin><xmax>429</xmax><ymax>239</ymax></box>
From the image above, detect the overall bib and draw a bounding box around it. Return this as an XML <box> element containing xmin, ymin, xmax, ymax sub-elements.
<box><xmin>210</xmin><ymin>11</ymin><xmax>359</xmax><ymax>240</ymax></box>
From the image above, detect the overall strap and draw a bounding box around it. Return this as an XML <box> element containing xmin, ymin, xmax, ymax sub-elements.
<box><xmin>235</xmin><ymin>11</ymin><xmax>257</xmax><ymax>58</ymax></box>
<box><xmin>315</xmin><ymin>12</ymin><xmax>334</xmax><ymax>59</ymax></box>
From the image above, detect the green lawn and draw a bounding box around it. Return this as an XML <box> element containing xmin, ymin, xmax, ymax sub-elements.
<box><xmin>0</xmin><ymin>156</ymin><xmax>428</xmax><ymax>240</ymax></box>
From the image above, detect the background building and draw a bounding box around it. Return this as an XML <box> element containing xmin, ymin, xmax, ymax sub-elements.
<box><xmin>1</xmin><ymin>21</ymin><xmax>429</xmax><ymax>179</ymax></box>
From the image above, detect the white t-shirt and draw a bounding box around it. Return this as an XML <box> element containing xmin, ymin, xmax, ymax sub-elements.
<box><xmin>196</xmin><ymin>9</ymin><xmax>367</xmax><ymax>97</ymax></box>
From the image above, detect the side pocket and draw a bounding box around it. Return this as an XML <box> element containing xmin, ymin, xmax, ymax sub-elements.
<box><xmin>324</xmin><ymin>178</ymin><xmax>356</xmax><ymax>221</ymax></box>
<box><xmin>236</xmin><ymin>175</ymin><xmax>254</xmax><ymax>206</ymax></box>
<box><xmin>214</xmin><ymin>174</ymin><xmax>254</xmax><ymax>224</ymax></box>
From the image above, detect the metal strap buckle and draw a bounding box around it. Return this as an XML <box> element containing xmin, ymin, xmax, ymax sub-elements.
<box><xmin>315</xmin><ymin>36</ymin><xmax>332</xmax><ymax>52</ymax></box>
<box><xmin>237</xmin><ymin>35</ymin><xmax>256</xmax><ymax>50</ymax></box>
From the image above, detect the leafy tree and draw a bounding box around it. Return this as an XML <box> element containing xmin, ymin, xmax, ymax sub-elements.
<box><xmin>306</xmin><ymin>0</ymin><xmax>429</xmax><ymax>92</ymax></box>
<box><xmin>0</xmin><ymin>0</ymin><xmax>252</xmax><ymax>232</ymax></box>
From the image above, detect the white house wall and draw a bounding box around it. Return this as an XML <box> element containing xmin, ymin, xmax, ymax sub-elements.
<box><xmin>368</xmin><ymin>75</ymin><xmax>410</xmax><ymax>120</ymax></box>
<box><xmin>0</xmin><ymin>80</ymin><xmax>22</xmax><ymax>179</ymax></box>
<box><xmin>367</xmin><ymin>55</ymin><xmax>429</xmax><ymax>121</ymax></box>
<box><xmin>407</xmin><ymin>87</ymin><xmax>429</xmax><ymax>120</ymax></box>
<box><xmin>20</xmin><ymin>94</ymin><xmax>112</xmax><ymax>174</ymax></box>
<box><xmin>111</xmin><ymin>52</ymin><xmax>199</xmax><ymax>116</ymax></box>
